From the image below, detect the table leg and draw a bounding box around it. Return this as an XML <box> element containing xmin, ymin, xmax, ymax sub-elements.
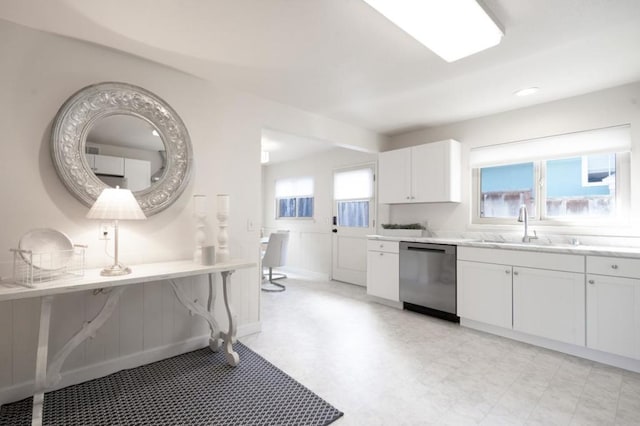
<box><xmin>207</xmin><ymin>274</ymin><xmax>222</xmax><ymax>351</ymax></box>
<box><xmin>32</xmin><ymin>295</ymin><xmax>53</xmax><ymax>426</ymax></box>
<box><xmin>220</xmin><ymin>270</ymin><xmax>239</xmax><ymax>366</ymax></box>
<box><xmin>168</xmin><ymin>276</ymin><xmax>222</xmax><ymax>351</ymax></box>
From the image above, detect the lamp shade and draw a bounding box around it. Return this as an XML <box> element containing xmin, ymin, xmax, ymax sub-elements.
<box><xmin>86</xmin><ymin>187</ymin><xmax>146</xmax><ymax>220</ymax></box>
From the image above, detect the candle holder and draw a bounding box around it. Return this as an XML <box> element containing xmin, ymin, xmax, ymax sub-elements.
<box><xmin>216</xmin><ymin>194</ymin><xmax>230</xmax><ymax>263</ymax></box>
<box><xmin>194</xmin><ymin>195</ymin><xmax>207</xmax><ymax>264</ymax></box>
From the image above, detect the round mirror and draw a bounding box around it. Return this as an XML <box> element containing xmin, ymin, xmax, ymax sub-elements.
<box><xmin>50</xmin><ymin>82</ymin><xmax>193</xmax><ymax>216</ymax></box>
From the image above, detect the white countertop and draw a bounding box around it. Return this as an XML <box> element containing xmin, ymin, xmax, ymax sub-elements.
<box><xmin>367</xmin><ymin>235</ymin><xmax>640</xmax><ymax>259</ymax></box>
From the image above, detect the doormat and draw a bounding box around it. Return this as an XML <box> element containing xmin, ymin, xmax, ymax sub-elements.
<box><xmin>0</xmin><ymin>342</ymin><xmax>343</xmax><ymax>425</ymax></box>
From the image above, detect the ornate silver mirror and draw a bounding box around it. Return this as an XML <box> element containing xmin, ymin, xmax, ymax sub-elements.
<box><xmin>51</xmin><ymin>82</ymin><xmax>193</xmax><ymax>216</ymax></box>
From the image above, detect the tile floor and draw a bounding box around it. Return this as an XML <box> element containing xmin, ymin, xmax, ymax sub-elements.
<box><xmin>240</xmin><ymin>274</ymin><xmax>640</xmax><ymax>426</ymax></box>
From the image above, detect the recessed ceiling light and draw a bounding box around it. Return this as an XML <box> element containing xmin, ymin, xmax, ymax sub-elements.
<box><xmin>514</xmin><ymin>87</ymin><xmax>540</xmax><ymax>97</ymax></box>
<box><xmin>152</xmin><ymin>129</ymin><xmax>159</xmax><ymax>137</ymax></box>
<box><xmin>362</xmin><ymin>0</ymin><xmax>503</xmax><ymax>62</ymax></box>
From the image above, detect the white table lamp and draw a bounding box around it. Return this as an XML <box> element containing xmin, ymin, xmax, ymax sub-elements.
<box><xmin>87</xmin><ymin>186</ymin><xmax>146</xmax><ymax>276</ymax></box>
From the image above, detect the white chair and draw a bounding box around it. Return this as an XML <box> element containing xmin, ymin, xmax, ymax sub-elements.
<box><xmin>261</xmin><ymin>230</ymin><xmax>289</xmax><ymax>292</ymax></box>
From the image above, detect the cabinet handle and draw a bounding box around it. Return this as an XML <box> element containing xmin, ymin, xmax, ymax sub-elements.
<box><xmin>406</xmin><ymin>196</ymin><xmax>410</xmax><ymax>199</ymax></box>
<box><xmin>379</xmin><ymin>244</ymin><xmax>384</xmax><ymax>248</ymax></box>
<box><xmin>379</xmin><ymin>252</ymin><xmax>384</xmax><ymax>256</ymax></box>
<box><xmin>513</xmin><ymin>271</ymin><xmax>519</xmax><ymax>276</ymax></box>
<box><xmin>588</xmin><ymin>279</ymin><xmax>595</xmax><ymax>284</ymax></box>
<box><xmin>611</xmin><ymin>264</ymin><xmax>619</xmax><ymax>269</ymax></box>
<box><xmin>411</xmin><ymin>196</ymin><xmax>415</xmax><ymax>199</ymax></box>
<box><xmin>505</xmin><ymin>270</ymin><xmax>510</xmax><ymax>274</ymax></box>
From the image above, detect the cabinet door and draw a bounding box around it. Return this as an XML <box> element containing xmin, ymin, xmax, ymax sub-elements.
<box><xmin>586</xmin><ymin>274</ymin><xmax>640</xmax><ymax>359</ymax></box>
<box><xmin>378</xmin><ymin>148</ymin><xmax>411</xmax><ymax>204</ymax></box>
<box><xmin>457</xmin><ymin>260</ymin><xmax>512</xmax><ymax>328</ymax></box>
<box><xmin>513</xmin><ymin>267</ymin><xmax>585</xmax><ymax>346</ymax></box>
<box><xmin>94</xmin><ymin>154</ymin><xmax>124</xmax><ymax>176</ymax></box>
<box><xmin>366</xmin><ymin>251</ymin><xmax>399</xmax><ymax>301</ymax></box>
<box><xmin>411</xmin><ymin>140</ymin><xmax>461</xmax><ymax>203</ymax></box>
<box><xmin>124</xmin><ymin>158</ymin><xmax>151</xmax><ymax>192</ymax></box>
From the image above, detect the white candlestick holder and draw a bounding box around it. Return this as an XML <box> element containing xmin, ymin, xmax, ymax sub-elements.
<box><xmin>216</xmin><ymin>194</ymin><xmax>230</xmax><ymax>263</ymax></box>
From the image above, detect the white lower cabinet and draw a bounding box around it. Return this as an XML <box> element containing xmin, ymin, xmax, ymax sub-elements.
<box><xmin>586</xmin><ymin>256</ymin><xmax>640</xmax><ymax>360</ymax></box>
<box><xmin>457</xmin><ymin>247</ymin><xmax>585</xmax><ymax>345</ymax></box>
<box><xmin>586</xmin><ymin>269</ymin><xmax>640</xmax><ymax>360</ymax></box>
<box><xmin>513</xmin><ymin>267</ymin><xmax>585</xmax><ymax>346</ymax></box>
<box><xmin>366</xmin><ymin>241</ymin><xmax>399</xmax><ymax>301</ymax></box>
<box><xmin>457</xmin><ymin>260</ymin><xmax>512</xmax><ymax>328</ymax></box>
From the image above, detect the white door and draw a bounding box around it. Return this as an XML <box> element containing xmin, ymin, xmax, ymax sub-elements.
<box><xmin>331</xmin><ymin>164</ymin><xmax>376</xmax><ymax>286</ymax></box>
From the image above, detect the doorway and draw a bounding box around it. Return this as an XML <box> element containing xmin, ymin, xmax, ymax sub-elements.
<box><xmin>331</xmin><ymin>164</ymin><xmax>376</xmax><ymax>286</ymax></box>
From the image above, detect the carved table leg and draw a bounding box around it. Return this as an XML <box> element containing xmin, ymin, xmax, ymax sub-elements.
<box><xmin>207</xmin><ymin>274</ymin><xmax>222</xmax><ymax>351</ymax></box>
<box><xmin>168</xmin><ymin>276</ymin><xmax>222</xmax><ymax>352</ymax></box>
<box><xmin>32</xmin><ymin>295</ymin><xmax>53</xmax><ymax>426</ymax></box>
<box><xmin>220</xmin><ymin>270</ymin><xmax>239</xmax><ymax>366</ymax></box>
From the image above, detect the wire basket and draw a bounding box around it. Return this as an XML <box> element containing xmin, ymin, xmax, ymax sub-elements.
<box><xmin>10</xmin><ymin>245</ymin><xmax>86</xmax><ymax>287</ymax></box>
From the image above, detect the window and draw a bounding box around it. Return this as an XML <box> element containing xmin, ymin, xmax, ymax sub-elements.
<box><xmin>334</xmin><ymin>167</ymin><xmax>374</xmax><ymax>228</ymax></box>
<box><xmin>275</xmin><ymin>177</ymin><xmax>314</xmax><ymax>219</ymax></box>
<box><xmin>472</xmin><ymin>126</ymin><xmax>630</xmax><ymax>225</ymax></box>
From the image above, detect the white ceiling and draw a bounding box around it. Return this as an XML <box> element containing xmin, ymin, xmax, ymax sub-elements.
<box><xmin>2</xmin><ymin>0</ymin><xmax>640</xmax><ymax>139</ymax></box>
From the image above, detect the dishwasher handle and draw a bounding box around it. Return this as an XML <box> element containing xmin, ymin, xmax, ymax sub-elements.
<box><xmin>400</xmin><ymin>242</ymin><xmax>456</xmax><ymax>255</ymax></box>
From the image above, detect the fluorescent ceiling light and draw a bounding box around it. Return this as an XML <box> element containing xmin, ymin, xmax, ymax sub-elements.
<box><xmin>362</xmin><ymin>0</ymin><xmax>503</xmax><ymax>62</ymax></box>
<box><xmin>514</xmin><ymin>87</ymin><xmax>540</xmax><ymax>97</ymax></box>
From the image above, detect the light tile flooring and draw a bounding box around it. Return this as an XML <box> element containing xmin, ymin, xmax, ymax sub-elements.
<box><xmin>241</xmin><ymin>275</ymin><xmax>640</xmax><ymax>425</ymax></box>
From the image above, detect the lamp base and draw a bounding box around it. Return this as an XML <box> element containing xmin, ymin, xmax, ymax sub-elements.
<box><xmin>100</xmin><ymin>264</ymin><xmax>132</xmax><ymax>276</ymax></box>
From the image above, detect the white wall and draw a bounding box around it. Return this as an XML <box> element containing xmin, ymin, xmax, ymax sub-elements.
<box><xmin>0</xmin><ymin>20</ymin><xmax>383</xmax><ymax>403</ymax></box>
<box><xmin>386</xmin><ymin>82</ymin><xmax>640</xmax><ymax>237</ymax></box>
<box><xmin>262</xmin><ymin>147</ymin><xmax>378</xmax><ymax>276</ymax></box>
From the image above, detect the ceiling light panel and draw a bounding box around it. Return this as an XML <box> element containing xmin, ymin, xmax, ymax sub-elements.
<box><xmin>363</xmin><ymin>0</ymin><xmax>503</xmax><ymax>62</ymax></box>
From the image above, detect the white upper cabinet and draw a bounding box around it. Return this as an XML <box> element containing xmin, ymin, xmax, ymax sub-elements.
<box><xmin>124</xmin><ymin>158</ymin><xmax>151</xmax><ymax>192</ymax></box>
<box><xmin>378</xmin><ymin>139</ymin><xmax>461</xmax><ymax>204</ymax></box>
<box><xmin>378</xmin><ymin>147</ymin><xmax>412</xmax><ymax>203</ymax></box>
<box><xmin>93</xmin><ymin>154</ymin><xmax>125</xmax><ymax>177</ymax></box>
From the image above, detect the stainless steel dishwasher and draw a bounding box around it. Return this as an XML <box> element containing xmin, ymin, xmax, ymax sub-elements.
<box><xmin>399</xmin><ymin>242</ymin><xmax>458</xmax><ymax>322</ymax></box>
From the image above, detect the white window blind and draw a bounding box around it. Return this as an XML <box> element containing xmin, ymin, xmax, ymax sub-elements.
<box><xmin>275</xmin><ymin>177</ymin><xmax>314</xmax><ymax>197</ymax></box>
<box><xmin>334</xmin><ymin>168</ymin><xmax>373</xmax><ymax>200</ymax></box>
<box><xmin>469</xmin><ymin>125</ymin><xmax>631</xmax><ymax>168</ymax></box>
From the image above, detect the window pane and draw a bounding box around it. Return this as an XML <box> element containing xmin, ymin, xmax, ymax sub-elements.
<box><xmin>277</xmin><ymin>198</ymin><xmax>296</xmax><ymax>217</ymax></box>
<box><xmin>337</xmin><ymin>200</ymin><xmax>369</xmax><ymax>227</ymax></box>
<box><xmin>546</xmin><ymin>155</ymin><xmax>615</xmax><ymax>217</ymax></box>
<box><xmin>480</xmin><ymin>163</ymin><xmax>535</xmax><ymax>218</ymax></box>
<box><xmin>297</xmin><ymin>197</ymin><xmax>314</xmax><ymax>217</ymax></box>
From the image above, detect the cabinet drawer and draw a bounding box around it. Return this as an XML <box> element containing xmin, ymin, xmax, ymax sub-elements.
<box><xmin>587</xmin><ymin>256</ymin><xmax>640</xmax><ymax>279</ymax></box>
<box><xmin>367</xmin><ymin>240</ymin><xmax>399</xmax><ymax>253</ymax></box>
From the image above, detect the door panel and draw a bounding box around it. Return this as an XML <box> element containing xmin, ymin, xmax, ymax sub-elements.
<box><xmin>331</xmin><ymin>164</ymin><xmax>375</xmax><ymax>286</ymax></box>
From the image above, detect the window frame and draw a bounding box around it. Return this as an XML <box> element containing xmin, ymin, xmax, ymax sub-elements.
<box><xmin>274</xmin><ymin>176</ymin><xmax>315</xmax><ymax>220</ymax></box>
<box><xmin>472</xmin><ymin>152</ymin><xmax>630</xmax><ymax>227</ymax></box>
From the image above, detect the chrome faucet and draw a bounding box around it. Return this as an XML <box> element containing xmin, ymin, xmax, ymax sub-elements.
<box><xmin>517</xmin><ymin>205</ymin><xmax>538</xmax><ymax>243</ymax></box>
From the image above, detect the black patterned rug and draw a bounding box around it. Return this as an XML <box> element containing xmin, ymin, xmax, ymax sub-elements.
<box><xmin>0</xmin><ymin>343</ymin><xmax>343</xmax><ymax>425</ymax></box>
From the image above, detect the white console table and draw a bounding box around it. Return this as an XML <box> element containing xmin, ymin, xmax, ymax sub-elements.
<box><xmin>0</xmin><ymin>259</ymin><xmax>255</xmax><ymax>426</ymax></box>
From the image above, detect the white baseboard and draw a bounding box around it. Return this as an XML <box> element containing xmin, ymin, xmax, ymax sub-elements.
<box><xmin>0</xmin><ymin>321</ymin><xmax>262</xmax><ymax>406</ymax></box>
<box><xmin>461</xmin><ymin>318</ymin><xmax>640</xmax><ymax>373</ymax></box>
<box><xmin>367</xmin><ymin>295</ymin><xmax>403</xmax><ymax>310</ymax></box>
<box><xmin>279</xmin><ymin>266</ymin><xmax>330</xmax><ymax>281</ymax></box>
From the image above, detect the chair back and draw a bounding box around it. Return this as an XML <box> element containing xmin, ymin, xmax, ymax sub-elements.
<box><xmin>262</xmin><ymin>231</ymin><xmax>290</xmax><ymax>268</ymax></box>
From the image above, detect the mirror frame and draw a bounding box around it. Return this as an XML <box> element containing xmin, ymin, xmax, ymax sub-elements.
<box><xmin>51</xmin><ymin>82</ymin><xmax>193</xmax><ymax>216</ymax></box>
